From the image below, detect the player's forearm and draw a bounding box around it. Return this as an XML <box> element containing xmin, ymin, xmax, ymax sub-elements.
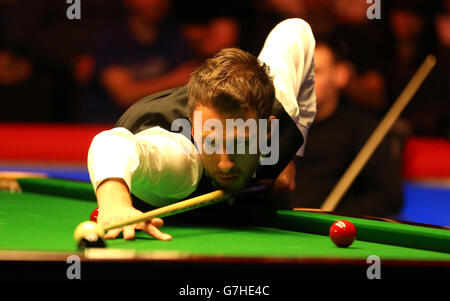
<box><xmin>96</xmin><ymin>178</ymin><xmax>133</xmax><ymax>210</ymax></box>
<box><xmin>273</xmin><ymin>159</ymin><xmax>296</xmax><ymax>192</ymax></box>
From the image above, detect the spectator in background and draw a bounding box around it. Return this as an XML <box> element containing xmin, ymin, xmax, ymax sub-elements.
<box><xmin>385</xmin><ymin>1</ymin><xmax>447</xmax><ymax>137</ymax></box>
<box><xmin>83</xmin><ymin>0</ymin><xmax>195</xmax><ymax>123</ymax></box>
<box><xmin>173</xmin><ymin>0</ymin><xmax>241</xmax><ymax>59</ymax></box>
<box><xmin>290</xmin><ymin>38</ymin><xmax>402</xmax><ymax>218</ymax></box>
<box><xmin>0</xmin><ymin>0</ymin><xmax>66</xmax><ymax>122</ymax></box>
<box><xmin>0</xmin><ymin>47</ymin><xmax>56</xmax><ymax>122</ymax></box>
<box><xmin>238</xmin><ymin>0</ymin><xmax>308</xmax><ymax>56</ymax></box>
<box><xmin>182</xmin><ymin>17</ymin><xmax>239</xmax><ymax>61</ymax></box>
<box><xmin>0</xmin><ymin>0</ymin><xmax>125</xmax><ymax>122</ymax></box>
<box><xmin>301</xmin><ymin>0</ymin><xmax>336</xmax><ymax>37</ymax></box>
<box><xmin>434</xmin><ymin>0</ymin><xmax>450</xmax><ymax>138</ymax></box>
<box><xmin>332</xmin><ymin>0</ymin><xmax>388</xmax><ymax>113</ymax></box>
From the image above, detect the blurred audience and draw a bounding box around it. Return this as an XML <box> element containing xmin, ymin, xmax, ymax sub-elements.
<box><xmin>0</xmin><ymin>0</ymin><xmax>124</xmax><ymax>122</ymax></box>
<box><xmin>435</xmin><ymin>0</ymin><xmax>450</xmax><ymax>138</ymax></box>
<box><xmin>238</xmin><ymin>0</ymin><xmax>309</xmax><ymax>56</ymax></box>
<box><xmin>0</xmin><ymin>47</ymin><xmax>56</xmax><ymax>122</ymax></box>
<box><xmin>173</xmin><ymin>0</ymin><xmax>241</xmax><ymax>60</ymax></box>
<box><xmin>182</xmin><ymin>17</ymin><xmax>239</xmax><ymax>61</ymax></box>
<box><xmin>0</xmin><ymin>50</ymin><xmax>32</xmax><ymax>86</ymax></box>
<box><xmin>331</xmin><ymin>0</ymin><xmax>388</xmax><ymax>112</ymax></box>
<box><xmin>0</xmin><ymin>0</ymin><xmax>447</xmax><ymax>137</ymax></box>
<box><xmin>384</xmin><ymin>1</ymin><xmax>447</xmax><ymax>137</ymax></box>
<box><xmin>82</xmin><ymin>0</ymin><xmax>195</xmax><ymax>123</ymax></box>
<box><xmin>290</xmin><ymin>38</ymin><xmax>403</xmax><ymax>217</ymax></box>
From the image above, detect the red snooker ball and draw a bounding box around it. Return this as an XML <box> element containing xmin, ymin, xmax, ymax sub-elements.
<box><xmin>90</xmin><ymin>208</ymin><xmax>99</xmax><ymax>222</ymax></box>
<box><xmin>329</xmin><ymin>220</ymin><xmax>357</xmax><ymax>247</ymax></box>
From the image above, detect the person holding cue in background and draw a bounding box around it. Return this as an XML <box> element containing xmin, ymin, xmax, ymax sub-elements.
<box><xmin>87</xmin><ymin>18</ymin><xmax>316</xmax><ymax>242</ymax></box>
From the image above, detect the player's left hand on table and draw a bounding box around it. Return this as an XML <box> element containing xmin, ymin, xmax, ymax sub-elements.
<box><xmin>268</xmin><ymin>159</ymin><xmax>296</xmax><ymax>195</ymax></box>
<box><xmin>98</xmin><ymin>206</ymin><xmax>172</xmax><ymax>241</ymax></box>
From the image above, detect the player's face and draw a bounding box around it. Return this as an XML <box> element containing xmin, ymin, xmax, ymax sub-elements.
<box><xmin>192</xmin><ymin>105</ymin><xmax>262</xmax><ymax>192</ymax></box>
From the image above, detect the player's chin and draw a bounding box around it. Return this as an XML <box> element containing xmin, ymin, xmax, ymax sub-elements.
<box><xmin>218</xmin><ymin>178</ymin><xmax>248</xmax><ymax>193</ymax></box>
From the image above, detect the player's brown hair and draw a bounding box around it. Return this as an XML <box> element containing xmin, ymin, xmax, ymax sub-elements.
<box><xmin>187</xmin><ymin>48</ymin><xmax>275</xmax><ymax>119</ymax></box>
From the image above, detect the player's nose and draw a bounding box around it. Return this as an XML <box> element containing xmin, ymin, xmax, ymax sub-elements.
<box><xmin>217</xmin><ymin>153</ymin><xmax>235</xmax><ymax>173</ymax></box>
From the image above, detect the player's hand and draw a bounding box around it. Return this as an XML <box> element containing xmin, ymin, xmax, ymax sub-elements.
<box><xmin>98</xmin><ymin>205</ymin><xmax>172</xmax><ymax>241</ymax></box>
<box><xmin>271</xmin><ymin>160</ymin><xmax>296</xmax><ymax>194</ymax></box>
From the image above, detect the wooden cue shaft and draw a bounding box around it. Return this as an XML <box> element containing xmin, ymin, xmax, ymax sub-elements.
<box><xmin>102</xmin><ymin>189</ymin><xmax>228</xmax><ymax>232</ymax></box>
<box><xmin>320</xmin><ymin>55</ymin><xmax>436</xmax><ymax>212</ymax></box>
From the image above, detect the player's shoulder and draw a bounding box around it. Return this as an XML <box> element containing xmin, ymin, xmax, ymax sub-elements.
<box><xmin>136</xmin><ymin>86</ymin><xmax>187</xmax><ymax>104</ymax></box>
<box><xmin>268</xmin><ymin>18</ymin><xmax>315</xmax><ymax>50</ymax></box>
<box><xmin>272</xmin><ymin>18</ymin><xmax>314</xmax><ymax>36</ymax></box>
<box><xmin>276</xmin><ymin>18</ymin><xmax>311</xmax><ymax>29</ymax></box>
<box><xmin>115</xmin><ymin>86</ymin><xmax>189</xmax><ymax>133</ymax></box>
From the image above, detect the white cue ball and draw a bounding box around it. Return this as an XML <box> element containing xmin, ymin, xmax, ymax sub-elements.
<box><xmin>74</xmin><ymin>221</ymin><xmax>105</xmax><ymax>245</ymax></box>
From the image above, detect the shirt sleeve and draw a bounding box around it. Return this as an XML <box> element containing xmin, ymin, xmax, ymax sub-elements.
<box><xmin>87</xmin><ymin>126</ymin><xmax>203</xmax><ymax>207</ymax></box>
<box><xmin>258</xmin><ymin>18</ymin><xmax>316</xmax><ymax>156</ymax></box>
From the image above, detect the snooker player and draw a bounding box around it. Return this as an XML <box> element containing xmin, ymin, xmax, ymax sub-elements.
<box><xmin>87</xmin><ymin>18</ymin><xmax>316</xmax><ymax>241</ymax></box>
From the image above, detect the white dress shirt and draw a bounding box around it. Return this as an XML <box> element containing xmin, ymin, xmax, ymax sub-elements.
<box><xmin>87</xmin><ymin>18</ymin><xmax>316</xmax><ymax>207</ymax></box>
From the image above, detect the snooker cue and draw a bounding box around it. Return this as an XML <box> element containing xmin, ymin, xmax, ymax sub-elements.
<box><xmin>320</xmin><ymin>55</ymin><xmax>436</xmax><ymax>212</ymax></box>
<box><xmin>102</xmin><ymin>185</ymin><xmax>267</xmax><ymax>232</ymax></box>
